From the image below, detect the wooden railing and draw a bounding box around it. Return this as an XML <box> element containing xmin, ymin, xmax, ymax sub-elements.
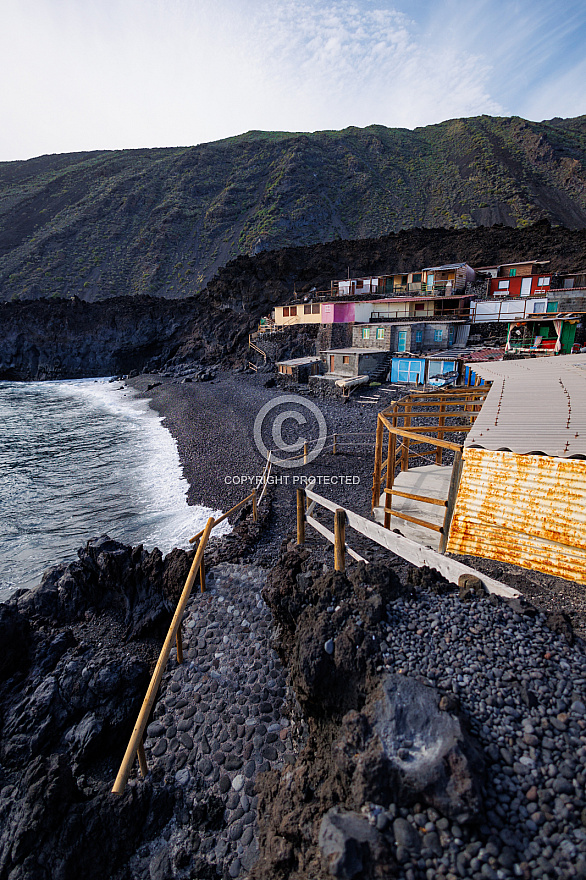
<box><xmin>112</xmin><ymin>468</ymin><xmax>271</xmax><ymax>794</ymax></box>
<box><xmin>295</xmin><ymin>486</ymin><xmax>518</xmax><ymax>598</ymax></box>
<box><xmin>371</xmin><ymin>388</ymin><xmax>489</xmax><ymax>552</ymax></box>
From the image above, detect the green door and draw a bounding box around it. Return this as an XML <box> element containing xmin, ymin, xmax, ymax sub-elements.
<box><xmin>398</xmin><ymin>331</ymin><xmax>407</xmax><ymax>352</ymax></box>
<box><xmin>560</xmin><ymin>322</ymin><xmax>576</xmax><ymax>353</ymax></box>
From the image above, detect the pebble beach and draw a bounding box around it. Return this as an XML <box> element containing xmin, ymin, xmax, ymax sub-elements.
<box><xmin>118</xmin><ymin>370</ymin><xmax>586</xmax><ymax>880</ymax></box>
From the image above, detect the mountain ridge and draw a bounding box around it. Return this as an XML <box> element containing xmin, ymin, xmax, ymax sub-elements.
<box><xmin>1</xmin><ymin>114</ymin><xmax>586</xmax><ymax>303</ymax></box>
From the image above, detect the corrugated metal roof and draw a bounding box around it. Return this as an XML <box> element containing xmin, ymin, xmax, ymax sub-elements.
<box><xmin>447</xmin><ymin>448</ymin><xmax>586</xmax><ymax>584</ymax></box>
<box><xmin>424</xmin><ymin>263</ymin><xmax>470</xmax><ymax>271</ymax></box>
<box><xmin>465</xmin><ymin>354</ymin><xmax>586</xmax><ymax>458</ymax></box>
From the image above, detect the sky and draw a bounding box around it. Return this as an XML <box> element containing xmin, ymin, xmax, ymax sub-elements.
<box><xmin>1</xmin><ymin>0</ymin><xmax>586</xmax><ymax>162</ymax></box>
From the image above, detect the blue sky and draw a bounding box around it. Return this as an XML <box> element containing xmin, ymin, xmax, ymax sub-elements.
<box><xmin>1</xmin><ymin>0</ymin><xmax>585</xmax><ymax>162</ymax></box>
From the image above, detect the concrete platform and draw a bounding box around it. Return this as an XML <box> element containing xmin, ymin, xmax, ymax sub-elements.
<box><xmin>373</xmin><ymin>464</ymin><xmax>453</xmax><ymax>550</ymax></box>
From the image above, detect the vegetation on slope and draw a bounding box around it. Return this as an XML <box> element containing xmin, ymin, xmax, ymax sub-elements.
<box><xmin>1</xmin><ymin>115</ymin><xmax>585</xmax><ymax>302</ymax></box>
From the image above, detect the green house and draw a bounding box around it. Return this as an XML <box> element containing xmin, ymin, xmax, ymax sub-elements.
<box><xmin>506</xmin><ymin>316</ymin><xmax>578</xmax><ymax>354</ymax></box>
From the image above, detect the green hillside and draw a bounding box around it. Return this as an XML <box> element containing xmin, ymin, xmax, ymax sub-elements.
<box><xmin>1</xmin><ymin>114</ymin><xmax>586</xmax><ymax>301</ymax></box>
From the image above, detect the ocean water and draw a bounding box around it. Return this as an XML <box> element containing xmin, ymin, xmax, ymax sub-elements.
<box><xmin>0</xmin><ymin>379</ymin><xmax>227</xmax><ymax>601</ymax></box>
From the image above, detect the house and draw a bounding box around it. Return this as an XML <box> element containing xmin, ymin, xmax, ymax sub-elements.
<box><xmin>388</xmin><ymin>354</ymin><xmax>460</xmax><ymax>386</ymax></box>
<box><xmin>352</xmin><ymin>320</ymin><xmax>469</xmax><ymax>352</ymax></box>
<box><xmin>330</xmin><ymin>276</ymin><xmax>389</xmax><ymax>297</ymax></box>
<box><xmin>422</xmin><ymin>263</ymin><xmax>476</xmax><ymax>295</ymax></box>
<box><xmin>330</xmin><ymin>272</ymin><xmax>425</xmax><ymax>297</ymax></box>
<box><xmin>477</xmin><ymin>259</ymin><xmax>551</xmax><ymax>298</ymax></box>
<box><xmin>470</xmin><ymin>297</ymin><xmax>550</xmax><ymax>323</ymax></box>
<box><xmin>505</xmin><ymin>314</ymin><xmax>579</xmax><ymax>354</ymax></box>
<box><xmin>276</xmin><ymin>357</ymin><xmax>322</xmax><ymax>383</ymax></box>
<box><xmin>272</xmin><ymin>300</ymin><xmax>372</xmax><ymax>327</ymax></box>
<box><xmin>322</xmin><ymin>348</ymin><xmax>389</xmax><ymax>378</ymax></box>
<box><xmin>446</xmin><ymin>355</ymin><xmax>586</xmax><ymax>584</ymax></box>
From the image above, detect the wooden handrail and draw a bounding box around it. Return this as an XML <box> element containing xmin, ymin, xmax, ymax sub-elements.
<box><xmin>384</xmin><ymin>488</ymin><xmax>448</xmax><ymax>507</ymax></box>
<box><xmin>112</xmin><ymin>516</ymin><xmax>215</xmax><ymax>794</ymax></box>
<box><xmin>378</xmin><ymin>416</ymin><xmax>462</xmax><ymax>451</ymax></box>
<box><xmin>189</xmin><ymin>491</ymin><xmax>257</xmax><ymax>544</ymax></box>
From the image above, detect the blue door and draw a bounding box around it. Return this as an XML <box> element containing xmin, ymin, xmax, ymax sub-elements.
<box><xmin>397</xmin><ymin>331</ymin><xmax>407</xmax><ymax>352</ymax></box>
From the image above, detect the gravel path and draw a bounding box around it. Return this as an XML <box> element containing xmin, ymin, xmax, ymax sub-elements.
<box><xmin>133</xmin><ymin>562</ymin><xmax>299</xmax><ymax>880</ymax></box>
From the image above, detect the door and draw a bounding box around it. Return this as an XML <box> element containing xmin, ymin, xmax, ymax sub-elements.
<box><xmin>397</xmin><ymin>331</ymin><xmax>407</xmax><ymax>352</ymax></box>
<box><xmin>520</xmin><ymin>277</ymin><xmax>532</xmax><ymax>297</ymax></box>
<box><xmin>329</xmin><ymin>355</ymin><xmax>335</xmax><ymax>373</ymax></box>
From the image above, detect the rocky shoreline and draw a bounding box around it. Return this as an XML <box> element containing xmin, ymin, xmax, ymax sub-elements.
<box><xmin>2</xmin><ymin>370</ymin><xmax>586</xmax><ymax>880</ymax></box>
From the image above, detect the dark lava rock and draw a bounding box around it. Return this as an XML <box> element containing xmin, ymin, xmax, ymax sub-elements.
<box><xmin>318</xmin><ymin>808</ymin><xmax>392</xmax><ymax>879</ymax></box>
<box><xmin>18</xmin><ymin>535</ymin><xmax>193</xmax><ymax>639</ymax></box>
<box><xmin>263</xmin><ymin>553</ymin><xmax>406</xmax><ymax>717</ymax></box>
<box><xmin>369</xmin><ymin>674</ymin><xmax>484</xmax><ymax>822</ymax></box>
<box><xmin>0</xmin><ymin>604</ymin><xmax>30</xmax><ymax>680</ymax></box>
<box><xmin>0</xmin><ymin>754</ymin><xmax>174</xmax><ymax>880</ymax></box>
<box><xmin>545</xmin><ymin>610</ymin><xmax>575</xmax><ymax>645</ymax></box>
<box><xmin>458</xmin><ymin>573</ymin><xmax>487</xmax><ymax>601</ymax></box>
<box><xmin>408</xmin><ymin>565</ymin><xmax>456</xmax><ymax>595</ymax></box>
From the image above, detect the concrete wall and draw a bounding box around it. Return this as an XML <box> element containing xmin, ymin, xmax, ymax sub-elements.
<box><xmin>327</xmin><ymin>349</ymin><xmax>388</xmax><ymax>377</ymax></box>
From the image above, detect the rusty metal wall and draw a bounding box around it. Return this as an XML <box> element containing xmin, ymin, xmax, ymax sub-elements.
<box><xmin>447</xmin><ymin>448</ymin><xmax>586</xmax><ymax>584</ymax></box>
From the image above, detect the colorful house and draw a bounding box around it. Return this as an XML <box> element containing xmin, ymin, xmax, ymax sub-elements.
<box><xmin>477</xmin><ymin>259</ymin><xmax>551</xmax><ymax>298</ymax></box>
<box><xmin>505</xmin><ymin>315</ymin><xmax>579</xmax><ymax>354</ymax></box>
<box><xmin>422</xmin><ymin>263</ymin><xmax>476</xmax><ymax>295</ymax></box>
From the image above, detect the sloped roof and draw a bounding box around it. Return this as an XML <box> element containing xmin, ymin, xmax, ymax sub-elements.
<box><xmin>465</xmin><ymin>354</ymin><xmax>586</xmax><ymax>458</ymax></box>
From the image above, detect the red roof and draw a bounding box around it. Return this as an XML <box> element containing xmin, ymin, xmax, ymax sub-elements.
<box><xmin>464</xmin><ymin>348</ymin><xmax>505</xmax><ymax>362</ymax></box>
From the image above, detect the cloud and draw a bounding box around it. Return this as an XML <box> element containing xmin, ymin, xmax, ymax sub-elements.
<box><xmin>0</xmin><ymin>0</ymin><xmax>584</xmax><ymax>161</ymax></box>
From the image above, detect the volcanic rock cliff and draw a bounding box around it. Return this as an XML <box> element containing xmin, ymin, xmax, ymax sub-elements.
<box><xmin>2</xmin><ymin>222</ymin><xmax>586</xmax><ymax>380</ymax></box>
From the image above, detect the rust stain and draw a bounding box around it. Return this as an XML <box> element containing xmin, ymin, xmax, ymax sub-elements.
<box><xmin>447</xmin><ymin>448</ymin><xmax>586</xmax><ymax>584</ymax></box>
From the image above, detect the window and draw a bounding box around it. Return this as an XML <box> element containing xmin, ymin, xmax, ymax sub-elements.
<box><xmin>538</xmin><ymin>277</ymin><xmax>550</xmax><ymax>286</ymax></box>
<box><xmin>376</xmin><ymin>328</ymin><xmax>384</xmax><ymax>340</ymax></box>
<box><xmin>415</xmin><ymin>303</ymin><xmax>425</xmax><ymax>311</ymax></box>
<box><xmin>498</xmin><ymin>280</ymin><xmax>509</xmax><ymax>290</ymax></box>
<box><xmin>434</xmin><ymin>329</ymin><xmax>443</xmax><ymax>342</ymax></box>
<box><xmin>412</xmin><ymin>273</ymin><xmax>422</xmax><ymax>283</ymax></box>
<box><xmin>283</xmin><ymin>307</ymin><xmax>289</xmax><ymax>317</ymax></box>
<box><xmin>312</xmin><ymin>304</ymin><xmax>320</xmax><ymax>314</ymax></box>
<box><xmin>509</xmin><ymin>268</ymin><xmax>517</xmax><ymax>277</ymax></box>
<box><xmin>415</xmin><ymin>330</ymin><xmax>423</xmax><ymax>344</ymax></box>
<box><xmin>356</xmin><ymin>279</ymin><xmax>364</xmax><ymax>289</ymax></box>
<box><xmin>402</xmin><ymin>275</ymin><xmax>408</xmax><ymax>285</ymax></box>
<box><xmin>304</xmin><ymin>305</ymin><xmax>311</xmax><ymax>314</ymax></box>
<box><xmin>290</xmin><ymin>306</ymin><xmax>297</xmax><ymax>316</ymax></box>
<box><xmin>362</xmin><ymin>328</ymin><xmax>370</xmax><ymax>339</ymax></box>
<box><xmin>343</xmin><ymin>356</ymin><xmax>350</xmax><ymax>364</ymax></box>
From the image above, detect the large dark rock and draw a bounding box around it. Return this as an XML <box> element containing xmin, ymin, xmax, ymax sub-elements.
<box><xmin>19</xmin><ymin>535</ymin><xmax>193</xmax><ymax>639</ymax></box>
<box><xmin>0</xmin><ymin>604</ymin><xmax>30</xmax><ymax>680</ymax></box>
<box><xmin>0</xmin><ymin>754</ymin><xmax>174</xmax><ymax>880</ymax></box>
<box><xmin>318</xmin><ymin>808</ymin><xmax>392</xmax><ymax>880</ymax></box>
<box><xmin>263</xmin><ymin>554</ymin><xmax>407</xmax><ymax>718</ymax></box>
<box><xmin>370</xmin><ymin>674</ymin><xmax>484</xmax><ymax>822</ymax></box>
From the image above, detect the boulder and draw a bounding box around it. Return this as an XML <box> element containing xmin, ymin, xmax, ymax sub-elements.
<box><xmin>318</xmin><ymin>808</ymin><xmax>391</xmax><ymax>879</ymax></box>
<box><xmin>369</xmin><ymin>674</ymin><xmax>484</xmax><ymax>822</ymax></box>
